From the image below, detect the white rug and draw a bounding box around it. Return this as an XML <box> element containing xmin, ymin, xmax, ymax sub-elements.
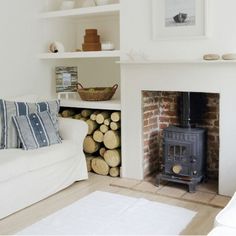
<box><xmin>18</xmin><ymin>191</ymin><xmax>196</xmax><ymax>235</ymax></box>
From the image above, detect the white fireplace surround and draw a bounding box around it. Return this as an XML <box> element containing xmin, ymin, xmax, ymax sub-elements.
<box><xmin>120</xmin><ymin>60</ymin><xmax>236</xmax><ymax>197</ymax></box>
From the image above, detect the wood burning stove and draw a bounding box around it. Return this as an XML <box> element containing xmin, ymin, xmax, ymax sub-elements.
<box><xmin>157</xmin><ymin>92</ymin><xmax>207</xmax><ymax>192</ymax></box>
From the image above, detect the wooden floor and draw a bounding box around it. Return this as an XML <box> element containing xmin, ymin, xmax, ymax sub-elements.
<box><xmin>0</xmin><ymin>173</ymin><xmax>221</xmax><ymax>235</ymax></box>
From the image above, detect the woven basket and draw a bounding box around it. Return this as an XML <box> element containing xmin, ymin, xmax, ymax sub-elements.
<box><xmin>77</xmin><ymin>83</ymin><xmax>118</xmax><ymax>101</ymax></box>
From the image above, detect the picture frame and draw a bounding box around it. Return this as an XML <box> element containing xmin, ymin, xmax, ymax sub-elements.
<box><xmin>55</xmin><ymin>66</ymin><xmax>78</xmax><ymax>93</ymax></box>
<box><xmin>152</xmin><ymin>0</ymin><xmax>208</xmax><ymax>40</ymax></box>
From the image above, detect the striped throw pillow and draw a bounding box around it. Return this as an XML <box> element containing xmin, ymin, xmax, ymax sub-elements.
<box><xmin>12</xmin><ymin>111</ymin><xmax>61</xmax><ymax>150</ymax></box>
<box><xmin>0</xmin><ymin>100</ymin><xmax>60</xmax><ymax>149</ymax></box>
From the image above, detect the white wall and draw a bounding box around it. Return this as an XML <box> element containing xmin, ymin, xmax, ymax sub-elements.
<box><xmin>120</xmin><ymin>0</ymin><xmax>236</xmax><ymax>196</ymax></box>
<box><xmin>120</xmin><ymin>0</ymin><xmax>236</xmax><ymax>60</ymax></box>
<box><xmin>0</xmin><ymin>1</ymin><xmax>51</xmax><ymax>98</ymax></box>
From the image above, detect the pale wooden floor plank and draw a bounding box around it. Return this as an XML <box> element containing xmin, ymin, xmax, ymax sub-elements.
<box><xmin>0</xmin><ymin>173</ymin><xmax>220</xmax><ymax>235</ymax></box>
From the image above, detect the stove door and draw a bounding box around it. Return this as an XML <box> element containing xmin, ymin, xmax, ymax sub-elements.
<box><xmin>164</xmin><ymin>141</ymin><xmax>193</xmax><ymax>176</ymax></box>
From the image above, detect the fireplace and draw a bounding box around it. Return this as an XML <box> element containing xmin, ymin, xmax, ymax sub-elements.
<box><xmin>121</xmin><ymin>62</ymin><xmax>236</xmax><ymax>196</ymax></box>
<box><xmin>142</xmin><ymin>91</ymin><xmax>219</xmax><ymax>183</ymax></box>
<box><xmin>157</xmin><ymin>92</ymin><xmax>208</xmax><ymax>192</ymax></box>
<box><xmin>158</xmin><ymin>126</ymin><xmax>206</xmax><ymax>192</ymax></box>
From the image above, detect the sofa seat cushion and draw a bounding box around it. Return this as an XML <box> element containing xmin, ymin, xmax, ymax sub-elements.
<box><xmin>215</xmin><ymin>193</ymin><xmax>236</xmax><ymax>228</ymax></box>
<box><xmin>0</xmin><ymin>140</ymin><xmax>79</xmax><ymax>182</ymax></box>
<box><xmin>208</xmin><ymin>226</ymin><xmax>236</xmax><ymax>236</ymax></box>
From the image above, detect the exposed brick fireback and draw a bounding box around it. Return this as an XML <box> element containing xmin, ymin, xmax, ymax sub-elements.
<box><xmin>143</xmin><ymin>91</ymin><xmax>219</xmax><ymax>180</ymax></box>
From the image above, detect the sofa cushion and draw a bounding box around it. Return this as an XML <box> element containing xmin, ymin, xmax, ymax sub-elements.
<box><xmin>0</xmin><ymin>95</ymin><xmax>39</xmax><ymax>150</ymax></box>
<box><xmin>0</xmin><ymin>140</ymin><xmax>79</xmax><ymax>182</ymax></box>
<box><xmin>0</xmin><ymin>100</ymin><xmax>60</xmax><ymax>149</ymax></box>
<box><xmin>208</xmin><ymin>226</ymin><xmax>236</xmax><ymax>236</ymax></box>
<box><xmin>13</xmin><ymin>111</ymin><xmax>61</xmax><ymax>150</ymax></box>
<box><xmin>215</xmin><ymin>193</ymin><xmax>236</xmax><ymax>228</ymax></box>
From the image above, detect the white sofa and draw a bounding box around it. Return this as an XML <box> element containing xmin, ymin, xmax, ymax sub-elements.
<box><xmin>208</xmin><ymin>193</ymin><xmax>236</xmax><ymax>235</ymax></box>
<box><xmin>0</xmin><ymin>117</ymin><xmax>88</xmax><ymax>219</ymax></box>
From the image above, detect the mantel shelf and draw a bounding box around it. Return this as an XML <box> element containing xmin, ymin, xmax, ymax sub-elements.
<box><xmin>39</xmin><ymin>51</ymin><xmax>121</xmax><ymax>59</ymax></box>
<box><xmin>39</xmin><ymin>4</ymin><xmax>120</xmax><ymax>19</ymax></box>
<box><xmin>118</xmin><ymin>59</ymin><xmax>236</xmax><ymax>65</ymax></box>
<box><xmin>60</xmin><ymin>98</ymin><xmax>121</xmax><ymax>111</ymax></box>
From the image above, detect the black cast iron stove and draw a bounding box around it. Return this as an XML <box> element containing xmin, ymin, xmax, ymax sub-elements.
<box><xmin>157</xmin><ymin>92</ymin><xmax>207</xmax><ymax>192</ymax></box>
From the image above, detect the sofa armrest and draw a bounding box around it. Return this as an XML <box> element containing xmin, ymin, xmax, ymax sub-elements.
<box><xmin>58</xmin><ymin>118</ymin><xmax>88</xmax><ymax>144</ymax></box>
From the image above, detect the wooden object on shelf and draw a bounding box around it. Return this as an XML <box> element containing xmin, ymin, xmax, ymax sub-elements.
<box><xmin>100</xmin><ymin>124</ymin><xmax>109</xmax><ymax>133</ymax></box>
<box><xmin>110</xmin><ymin>121</ymin><xmax>120</xmax><ymax>131</ymax></box>
<box><xmin>62</xmin><ymin>109</ymin><xmax>75</xmax><ymax>117</ymax></box>
<box><xmin>74</xmin><ymin>113</ymin><xmax>82</xmax><ymax>119</ymax></box>
<box><xmin>86</xmin><ymin>119</ymin><xmax>99</xmax><ymax>135</ymax></box>
<box><xmin>93</xmin><ymin>130</ymin><xmax>104</xmax><ymax>143</ymax></box>
<box><xmin>111</xmin><ymin>111</ymin><xmax>121</xmax><ymax>122</ymax></box>
<box><xmin>99</xmin><ymin>147</ymin><xmax>107</xmax><ymax>157</ymax></box>
<box><xmin>86</xmin><ymin>156</ymin><xmax>94</xmax><ymax>172</ymax></box>
<box><xmin>91</xmin><ymin>157</ymin><xmax>109</xmax><ymax>176</ymax></box>
<box><xmin>104</xmin><ymin>118</ymin><xmax>111</xmax><ymax>126</ymax></box>
<box><xmin>80</xmin><ymin>117</ymin><xmax>87</xmax><ymax>121</ymax></box>
<box><xmin>77</xmin><ymin>83</ymin><xmax>118</xmax><ymax>101</ymax></box>
<box><xmin>83</xmin><ymin>136</ymin><xmax>100</xmax><ymax>153</ymax></box>
<box><xmin>84</xmin><ymin>34</ymin><xmax>100</xmax><ymax>43</ymax></box>
<box><xmin>82</xmin><ymin>29</ymin><xmax>101</xmax><ymax>51</ymax></box>
<box><xmin>90</xmin><ymin>111</ymin><xmax>100</xmax><ymax>120</ymax></box>
<box><xmin>103</xmin><ymin>130</ymin><xmax>120</xmax><ymax>149</ymax></box>
<box><xmin>109</xmin><ymin>167</ymin><xmax>120</xmax><ymax>177</ymax></box>
<box><xmin>104</xmin><ymin>149</ymin><xmax>121</xmax><ymax>167</ymax></box>
<box><xmin>81</xmin><ymin>109</ymin><xmax>93</xmax><ymax>118</ymax></box>
<box><xmin>96</xmin><ymin>111</ymin><xmax>110</xmax><ymax>124</ymax></box>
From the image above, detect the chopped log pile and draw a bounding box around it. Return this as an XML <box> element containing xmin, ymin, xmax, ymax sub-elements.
<box><xmin>60</xmin><ymin>108</ymin><xmax>121</xmax><ymax>177</ymax></box>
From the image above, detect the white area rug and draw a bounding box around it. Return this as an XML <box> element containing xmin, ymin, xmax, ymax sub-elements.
<box><xmin>18</xmin><ymin>191</ymin><xmax>196</xmax><ymax>235</ymax></box>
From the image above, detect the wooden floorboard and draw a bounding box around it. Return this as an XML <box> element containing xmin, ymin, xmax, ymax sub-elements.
<box><xmin>0</xmin><ymin>173</ymin><xmax>221</xmax><ymax>235</ymax></box>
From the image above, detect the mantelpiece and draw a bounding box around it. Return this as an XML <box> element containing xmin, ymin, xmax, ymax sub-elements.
<box><xmin>120</xmin><ymin>60</ymin><xmax>236</xmax><ymax>196</ymax></box>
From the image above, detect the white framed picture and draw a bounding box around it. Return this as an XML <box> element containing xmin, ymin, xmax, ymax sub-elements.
<box><xmin>152</xmin><ymin>0</ymin><xmax>208</xmax><ymax>40</ymax></box>
<box><xmin>55</xmin><ymin>66</ymin><xmax>78</xmax><ymax>93</ymax></box>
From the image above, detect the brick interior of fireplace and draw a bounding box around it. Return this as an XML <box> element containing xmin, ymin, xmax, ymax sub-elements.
<box><xmin>143</xmin><ymin>91</ymin><xmax>219</xmax><ymax>180</ymax></box>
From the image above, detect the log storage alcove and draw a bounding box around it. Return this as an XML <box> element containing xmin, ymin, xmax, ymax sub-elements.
<box><xmin>60</xmin><ymin>108</ymin><xmax>121</xmax><ymax>177</ymax></box>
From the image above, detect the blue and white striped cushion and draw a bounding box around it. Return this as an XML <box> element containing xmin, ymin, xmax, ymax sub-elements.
<box><xmin>0</xmin><ymin>100</ymin><xmax>60</xmax><ymax>149</ymax></box>
<box><xmin>12</xmin><ymin>111</ymin><xmax>61</xmax><ymax>150</ymax></box>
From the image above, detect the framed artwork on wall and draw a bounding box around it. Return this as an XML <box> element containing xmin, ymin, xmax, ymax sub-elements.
<box><xmin>152</xmin><ymin>0</ymin><xmax>208</xmax><ymax>40</ymax></box>
<box><xmin>55</xmin><ymin>66</ymin><xmax>78</xmax><ymax>93</ymax></box>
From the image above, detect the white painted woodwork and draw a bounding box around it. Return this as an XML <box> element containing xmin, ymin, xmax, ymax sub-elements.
<box><xmin>121</xmin><ymin>61</ymin><xmax>236</xmax><ymax>196</ymax></box>
<box><xmin>39</xmin><ymin>51</ymin><xmax>121</xmax><ymax>59</ymax></box>
<box><xmin>60</xmin><ymin>98</ymin><xmax>121</xmax><ymax>110</ymax></box>
<box><xmin>39</xmin><ymin>4</ymin><xmax>120</xmax><ymax>19</ymax></box>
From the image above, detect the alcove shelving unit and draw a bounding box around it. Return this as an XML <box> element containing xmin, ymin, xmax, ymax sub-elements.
<box><xmin>39</xmin><ymin>0</ymin><xmax>121</xmax><ymax>111</ymax></box>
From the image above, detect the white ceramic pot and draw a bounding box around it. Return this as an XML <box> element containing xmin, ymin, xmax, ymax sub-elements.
<box><xmin>60</xmin><ymin>0</ymin><xmax>75</xmax><ymax>10</ymax></box>
<box><xmin>95</xmin><ymin>0</ymin><xmax>110</xmax><ymax>6</ymax></box>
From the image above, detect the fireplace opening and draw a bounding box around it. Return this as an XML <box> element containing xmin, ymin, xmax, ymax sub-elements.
<box><xmin>142</xmin><ymin>91</ymin><xmax>219</xmax><ymax>192</ymax></box>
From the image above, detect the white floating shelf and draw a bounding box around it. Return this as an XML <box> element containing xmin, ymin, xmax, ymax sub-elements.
<box><xmin>39</xmin><ymin>4</ymin><xmax>120</xmax><ymax>19</ymax></box>
<box><xmin>60</xmin><ymin>98</ymin><xmax>121</xmax><ymax>111</ymax></box>
<box><xmin>118</xmin><ymin>59</ymin><xmax>236</xmax><ymax>64</ymax></box>
<box><xmin>39</xmin><ymin>51</ymin><xmax>121</xmax><ymax>59</ymax></box>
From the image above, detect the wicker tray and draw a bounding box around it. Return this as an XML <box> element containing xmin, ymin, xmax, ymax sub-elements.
<box><xmin>77</xmin><ymin>83</ymin><xmax>118</xmax><ymax>101</ymax></box>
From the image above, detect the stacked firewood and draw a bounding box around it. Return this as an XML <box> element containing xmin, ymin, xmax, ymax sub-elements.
<box><xmin>61</xmin><ymin>109</ymin><xmax>121</xmax><ymax>177</ymax></box>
